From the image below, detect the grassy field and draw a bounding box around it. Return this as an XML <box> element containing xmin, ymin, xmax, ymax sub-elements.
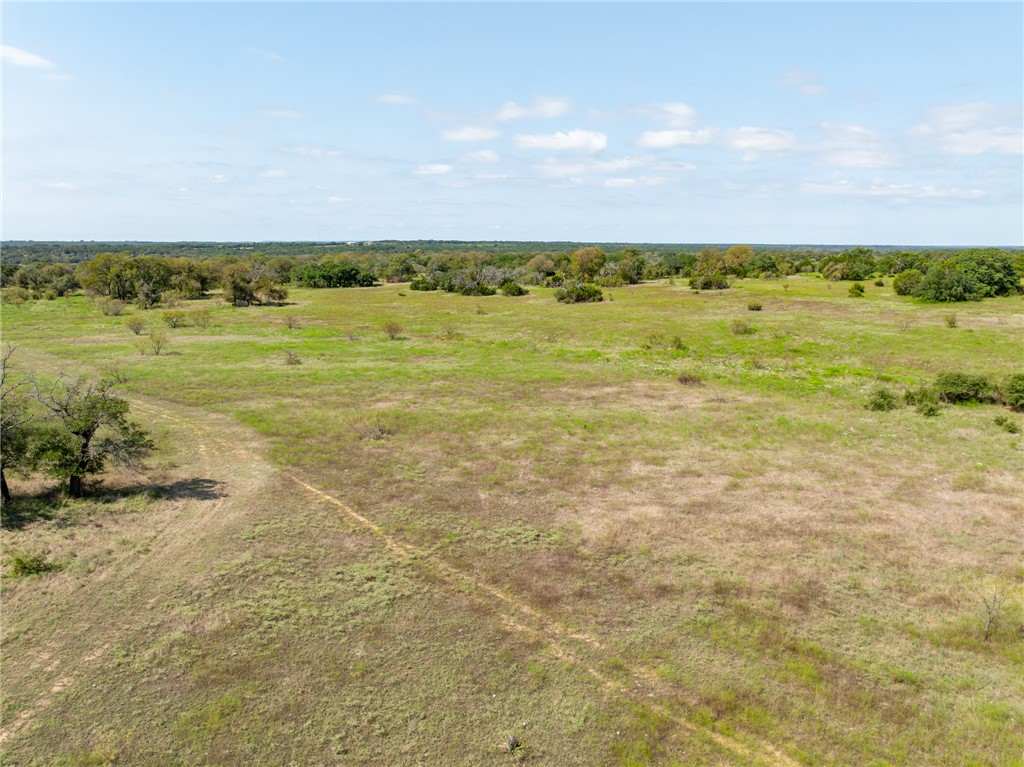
<box><xmin>2</xmin><ymin>276</ymin><xmax>1022</xmax><ymax>766</ymax></box>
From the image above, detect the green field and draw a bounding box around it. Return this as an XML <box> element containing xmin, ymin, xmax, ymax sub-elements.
<box><xmin>2</xmin><ymin>277</ymin><xmax>1022</xmax><ymax>766</ymax></box>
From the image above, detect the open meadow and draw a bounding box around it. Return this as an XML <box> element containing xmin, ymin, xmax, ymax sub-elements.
<box><xmin>2</xmin><ymin>276</ymin><xmax>1023</xmax><ymax>766</ymax></box>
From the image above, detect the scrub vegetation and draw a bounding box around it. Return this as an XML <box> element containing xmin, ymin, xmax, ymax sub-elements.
<box><xmin>1</xmin><ymin>250</ymin><xmax>1022</xmax><ymax>766</ymax></box>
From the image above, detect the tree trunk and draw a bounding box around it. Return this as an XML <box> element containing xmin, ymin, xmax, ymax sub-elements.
<box><xmin>1</xmin><ymin>469</ymin><xmax>10</xmax><ymax>503</ymax></box>
<box><xmin>69</xmin><ymin>475</ymin><xmax>83</xmax><ymax>498</ymax></box>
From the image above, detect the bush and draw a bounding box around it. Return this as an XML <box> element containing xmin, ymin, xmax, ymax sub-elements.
<box><xmin>905</xmin><ymin>386</ymin><xmax>941</xmax><ymax>416</ymax></box>
<box><xmin>99</xmin><ymin>299</ymin><xmax>127</xmax><ymax>316</ymax></box>
<box><xmin>913</xmin><ymin>261</ymin><xmax>982</xmax><ymax>302</ymax></box>
<box><xmin>689</xmin><ymin>272</ymin><xmax>730</xmax><ymax>291</ymax></box>
<box><xmin>848</xmin><ymin>282</ymin><xmax>865</xmax><ymax>297</ymax></box>
<box><xmin>677</xmin><ymin>370</ymin><xmax>704</xmax><ymax>387</ymax></box>
<box><xmin>867</xmin><ymin>386</ymin><xmax>901</xmax><ymax>411</ymax></box>
<box><xmin>1001</xmin><ymin>373</ymin><xmax>1024</xmax><ymax>411</ymax></box>
<box><xmin>291</xmin><ymin>260</ymin><xmax>376</xmax><ymax>288</ymax></box>
<box><xmin>934</xmin><ymin>372</ymin><xmax>990</xmax><ymax>403</ymax></box>
<box><xmin>730</xmin><ymin>319</ymin><xmax>755</xmax><ymax>335</ymax></box>
<box><xmin>874</xmin><ymin>279</ymin><xmax>885</xmax><ymax>287</ymax></box>
<box><xmin>148</xmin><ymin>332</ymin><xmax>169</xmax><ymax>356</ymax></box>
<box><xmin>7</xmin><ymin>551</ymin><xmax>61</xmax><ymax>577</ymax></box>
<box><xmin>955</xmin><ymin>249</ymin><xmax>1021</xmax><ymax>297</ymax></box>
<box><xmin>1</xmin><ymin>287</ymin><xmax>31</xmax><ymax>306</ymax></box>
<box><xmin>188</xmin><ymin>308</ymin><xmax>212</xmax><ymax>328</ymax></box>
<box><xmin>747</xmin><ymin>301</ymin><xmax>762</xmax><ymax>311</ymax></box>
<box><xmin>409</xmin><ymin>275</ymin><xmax>438</xmax><ymax>291</ymax></box>
<box><xmin>162</xmin><ymin>310</ymin><xmax>189</xmax><ymax>328</ymax></box>
<box><xmin>499</xmin><ymin>280</ymin><xmax>528</xmax><ymax>297</ymax></box>
<box><xmin>554</xmin><ymin>283</ymin><xmax>603</xmax><ymax>304</ymax></box>
<box><xmin>283</xmin><ymin>350</ymin><xmax>302</xmax><ymax>366</ymax></box>
<box><xmin>382</xmin><ymin>320</ymin><xmax>403</xmax><ymax>340</ymax></box>
<box><xmin>892</xmin><ymin>269</ymin><xmax>924</xmax><ymax>296</ymax></box>
<box><xmin>944</xmin><ymin>313</ymin><xmax>958</xmax><ymax>328</ymax></box>
<box><xmin>994</xmin><ymin>415</ymin><xmax>1021</xmax><ymax>434</ymax></box>
<box><xmin>123</xmin><ymin>316</ymin><xmax>147</xmax><ymax>335</ymax></box>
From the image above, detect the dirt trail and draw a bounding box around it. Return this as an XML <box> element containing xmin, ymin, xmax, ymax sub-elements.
<box><xmin>141</xmin><ymin>401</ymin><xmax>800</xmax><ymax>767</ymax></box>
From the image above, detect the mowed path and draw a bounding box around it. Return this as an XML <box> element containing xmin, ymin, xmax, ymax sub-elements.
<box><xmin>2</xmin><ymin>394</ymin><xmax>799</xmax><ymax>766</ymax></box>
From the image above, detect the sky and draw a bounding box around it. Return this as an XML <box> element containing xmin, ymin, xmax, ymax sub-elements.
<box><xmin>2</xmin><ymin>2</ymin><xmax>1022</xmax><ymax>245</ymax></box>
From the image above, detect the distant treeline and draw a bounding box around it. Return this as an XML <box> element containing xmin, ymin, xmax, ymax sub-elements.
<box><xmin>1</xmin><ymin>244</ymin><xmax>1021</xmax><ymax>307</ymax></box>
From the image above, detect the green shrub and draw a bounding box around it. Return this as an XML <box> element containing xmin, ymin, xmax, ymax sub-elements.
<box><xmin>554</xmin><ymin>283</ymin><xmax>603</xmax><ymax>303</ymax></box>
<box><xmin>993</xmin><ymin>415</ymin><xmax>1021</xmax><ymax>434</ymax></box>
<box><xmin>944</xmin><ymin>313</ymin><xmax>958</xmax><ymax>328</ymax></box>
<box><xmin>905</xmin><ymin>386</ymin><xmax>941</xmax><ymax>416</ymax></box>
<box><xmin>955</xmin><ymin>249</ymin><xmax>1021</xmax><ymax>297</ymax></box>
<box><xmin>689</xmin><ymin>272</ymin><xmax>730</xmax><ymax>291</ymax></box>
<box><xmin>162</xmin><ymin>310</ymin><xmax>190</xmax><ymax>328</ymax></box>
<box><xmin>848</xmin><ymin>282</ymin><xmax>865</xmax><ymax>297</ymax></box>
<box><xmin>866</xmin><ymin>386</ymin><xmax>901</xmax><ymax>411</ymax></box>
<box><xmin>1001</xmin><ymin>373</ymin><xmax>1024</xmax><ymax>411</ymax></box>
<box><xmin>934</xmin><ymin>372</ymin><xmax>990</xmax><ymax>403</ymax></box>
<box><xmin>382</xmin><ymin>320</ymin><xmax>403</xmax><ymax>340</ymax></box>
<box><xmin>913</xmin><ymin>261</ymin><xmax>983</xmax><ymax>302</ymax></box>
<box><xmin>747</xmin><ymin>301</ymin><xmax>762</xmax><ymax>311</ymax></box>
<box><xmin>499</xmin><ymin>280</ymin><xmax>528</xmax><ymax>297</ymax></box>
<box><xmin>7</xmin><ymin>551</ymin><xmax>61</xmax><ymax>578</ymax></box>
<box><xmin>917</xmin><ymin>400</ymin><xmax>942</xmax><ymax>417</ymax></box>
<box><xmin>730</xmin><ymin>319</ymin><xmax>755</xmax><ymax>335</ymax></box>
<box><xmin>188</xmin><ymin>308</ymin><xmax>212</xmax><ymax>328</ymax></box>
<box><xmin>677</xmin><ymin>370</ymin><xmax>704</xmax><ymax>387</ymax></box>
<box><xmin>892</xmin><ymin>269</ymin><xmax>923</xmax><ymax>296</ymax></box>
<box><xmin>409</xmin><ymin>275</ymin><xmax>438</xmax><ymax>291</ymax></box>
<box><xmin>123</xmin><ymin>316</ymin><xmax>147</xmax><ymax>335</ymax></box>
<box><xmin>874</xmin><ymin>279</ymin><xmax>885</xmax><ymax>287</ymax></box>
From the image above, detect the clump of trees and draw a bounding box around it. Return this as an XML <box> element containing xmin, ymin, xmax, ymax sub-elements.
<box><xmin>291</xmin><ymin>260</ymin><xmax>376</xmax><ymax>288</ymax></box>
<box><xmin>0</xmin><ymin>349</ymin><xmax>153</xmax><ymax>501</ymax></box>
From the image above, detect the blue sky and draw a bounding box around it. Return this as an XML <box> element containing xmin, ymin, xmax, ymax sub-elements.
<box><xmin>3</xmin><ymin>2</ymin><xmax>1022</xmax><ymax>245</ymax></box>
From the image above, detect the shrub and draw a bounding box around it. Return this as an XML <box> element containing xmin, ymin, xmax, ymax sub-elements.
<box><xmin>554</xmin><ymin>283</ymin><xmax>603</xmax><ymax>304</ymax></box>
<box><xmin>283</xmin><ymin>350</ymin><xmax>302</xmax><ymax>366</ymax></box>
<box><xmin>349</xmin><ymin>412</ymin><xmax>391</xmax><ymax>440</ymax></box>
<box><xmin>123</xmin><ymin>316</ymin><xmax>147</xmax><ymax>335</ymax></box>
<box><xmin>188</xmin><ymin>308</ymin><xmax>212</xmax><ymax>328</ymax></box>
<box><xmin>848</xmin><ymin>282</ymin><xmax>865</xmax><ymax>297</ymax></box>
<box><xmin>730</xmin><ymin>319</ymin><xmax>755</xmax><ymax>335</ymax></box>
<box><xmin>747</xmin><ymin>301</ymin><xmax>763</xmax><ymax>311</ymax></box>
<box><xmin>148</xmin><ymin>332</ymin><xmax>169</xmax><ymax>356</ymax></box>
<box><xmin>934</xmin><ymin>372</ymin><xmax>990</xmax><ymax>403</ymax></box>
<box><xmin>677</xmin><ymin>370</ymin><xmax>704</xmax><ymax>387</ymax></box>
<box><xmin>874</xmin><ymin>279</ymin><xmax>885</xmax><ymax>287</ymax></box>
<box><xmin>994</xmin><ymin>415</ymin><xmax>1021</xmax><ymax>434</ymax></box>
<box><xmin>905</xmin><ymin>386</ymin><xmax>941</xmax><ymax>416</ymax></box>
<box><xmin>866</xmin><ymin>386</ymin><xmax>901</xmax><ymax>411</ymax></box>
<box><xmin>892</xmin><ymin>269</ymin><xmax>924</xmax><ymax>296</ymax></box>
<box><xmin>282</xmin><ymin>314</ymin><xmax>302</xmax><ymax>330</ymax></box>
<box><xmin>1</xmin><ymin>287</ymin><xmax>31</xmax><ymax>306</ymax></box>
<box><xmin>955</xmin><ymin>249</ymin><xmax>1021</xmax><ymax>297</ymax></box>
<box><xmin>99</xmin><ymin>299</ymin><xmax>127</xmax><ymax>316</ymax></box>
<box><xmin>1001</xmin><ymin>373</ymin><xmax>1024</xmax><ymax>411</ymax></box>
<box><xmin>7</xmin><ymin>551</ymin><xmax>61</xmax><ymax>577</ymax></box>
<box><xmin>944</xmin><ymin>313</ymin><xmax>958</xmax><ymax>328</ymax></box>
<box><xmin>913</xmin><ymin>261</ymin><xmax>982</xmax><ymax>302</ymax></box>
<box><xmin>689</xmin><ymin>272</ymin><xmax>730</xmax><ymax>291</ymax></box>
<box><xmin>499</xmin><ymin>280</ymin><xmax>528</xmax><ymax>297</ymax></box>
<box><xmin>382</xmin><ymin>320</ymin><xmax>403</xmax><ymax>340</ymax></box>
<box><xmin>162</xmin><ymin>310</ymin><xmax>189</xmax><ymax>328</ymax></box>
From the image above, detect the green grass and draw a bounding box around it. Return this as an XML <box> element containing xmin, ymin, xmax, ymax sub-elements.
<box><xmin>2</xmin><ymin>276</ymin><xmax>1022</xmax><ymax>766</ymax></box>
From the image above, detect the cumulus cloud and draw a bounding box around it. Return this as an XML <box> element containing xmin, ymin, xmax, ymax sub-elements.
<box><xmin>379</xmin><ymin>93</ymin><xmax>417</xmax><ymax>105</ymax></box>
<box><xmin>514</xmin><ymin>129</ymin><xmax>607</xmax><ymax>152</ymax></box>
<box><xmin>817</xmin><ymin>123</ymin><xmax>896</xmax><ymax>168</ymax></box>
<box><xmin>637</xmin><ymin>128</ymin><xmax>717</xmax><ymax>149</ymax></box>
<box><xmin>460</xmin><ymin>150</ymin><xmax>501</xmax><ymax>163</ymax></box>
<box><xmin>257</xmin><ymin>169</ymin><xmax>288</xmax><ymax>178</ymax></box>
<box><xmin>495</xmin><ymin>97</ymin><xmax>570</xmax><ymax>121</ymax></box>
<box><xmin>779</xmin><ymin>69</ymin><xmax>827</xmax><ymax>96</ymax></box>
<box><xmin>799</xmin><ymin>179</ymin><xmax>985</xmax><ymax>200</ymax></box>
<box><xmin>440</xmin><ymin>126</ymin><xmax>501</xmax><ymax>142</ymax></box>
<box><xmin>912</xmin><ymin>103</ymin><xmax>1023</xmax><ymax>156</ymax></box>
<box><xmin>722</xmin><ymin>127</ymin><xmax>801</xmax><ymax>160</ymax></box>
<box><xmin>263</xmin><ymin>108</ymin><xmax>301</xmax><ymax>119</ymax></box>
<box><xmin>1</xmin><ymin>44</ymin><xmax>56</xmax><ymax>69</ymax></box>
<box><xmin>534</xmin><ymin>155</ymin><xmax>648</xmax><ymax>178</ymax></box>
<box><xmin>602</xmin><ymin>176</ymin><xmax>667</xmax><ymax>188</ymax></box>
<box><xmin>282</xmin><ymin>146</ymin><xmax>343</xmax><ymax>158</ymax></box>
<box><xmin>413</xmin><ymin>163</ymin><xmax>453</xmax><ymax>176</ymax></box>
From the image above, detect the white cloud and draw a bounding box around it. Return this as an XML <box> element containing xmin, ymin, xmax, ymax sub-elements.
<box><xmin>779</xmin><ymin>69</ymin><xmax>827</xmax><ymax>96</ymax></box>
<box><xmin>495</xmin><ymin>97</ymin><xmax>570</xmax><ymax>121</ymax></box>
<box><xmin>602</xmin><ymin>176</ymin><xmax>667</xmax><ymax>188</ymax></box>
<box><xmin>723</xmin><ymin>127</ymin><xmax>801</xmax><ymax>160</ymax></box>
<box><xmin>637</xmin><ymin>128</ymin><xmax>717</xmax><ymax>149</ymax></box>
<box><xmin>282</xmin><ymin>146</ymin><xmax>343</xmax><ymax>158</ymax></box>
<box><xmin>379</xmin><ymin>93</ymin><xmax>417</xmax><ymax>105</ymax></box>
<box><xmin>258</xmin><ymin>169</ymin><xmax>288</xmax><ymax>178</ymax></box>
<box><xmin>211</xmin><ymin>174</ymin><xmax>230</xmax><ymax>184</ymax></box>
<box><xmin>1</xmin><ymin>45</ymin><xmax>56</xmax><ymax>69</ymax></box>
<box><xmin>460</xmin><ymin>150</ymin><xmax>501</xmax><ymax>163</ymax></box>
<box><xmin>912</xmin><ymin>103</ymin><xmax>1023</xmax><ymax>156</ymax></box>
<box><xmin>633</xmin><ymin>102</ymin><xmax>699</xmax><ymax>128</ymax></box>
<box><xmin>535</xmin><ymin>155</ymin><xmax>648</xmax><ymax>178</ymax></box>
<box><xmin>514</xmin><ymin>129</ymin><xmax>607</xmax><ymax>152</ymax></box>
<box><xmin>41</xmin><ymin>181</ymin><xmax>77</xmax><ymax>191</ymax></box>
<box><xmin>413</xmin><ymin>163</ymin><xmax>453</xmax><ymax>176</ymax></box>
<box><xmin>263</xmin><ymin>109</ymin><xmax>301</xmax><ymax>119</ymax></box>
<box><xmin>440</xmin><ymin>126</ymin><xmax>501</xmax><ymax>142</ymax></box>
<box><xmin>816</xmin><ymin>123</ymin><xmax>896</xmax><ymax>168</ymax></box>
<box><xmin>327</xmin><ymin>196</ymin><xmax>351</xmax><ymax>204</ymax></box>
<box><xmin>475</xmin><ymin>173</ymin><xmax>510</xmax><ymax>180</ymax></box>
<box><xmin>799</xmin><ymin>179</ymin><xmax>985</xmax><ymax>200</ymax></box>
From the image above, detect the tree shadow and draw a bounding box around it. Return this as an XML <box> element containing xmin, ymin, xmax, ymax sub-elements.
<box><xmin>1</xmin><ymin>476</ymin><xmax>226</xmax><ymax>530</ymax></box>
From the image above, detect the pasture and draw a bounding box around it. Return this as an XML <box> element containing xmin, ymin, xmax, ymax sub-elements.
<box><xmin>2</xmin><ymin>276</ymin><xmax>1022</xmax><ymax>766</ymax></box>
